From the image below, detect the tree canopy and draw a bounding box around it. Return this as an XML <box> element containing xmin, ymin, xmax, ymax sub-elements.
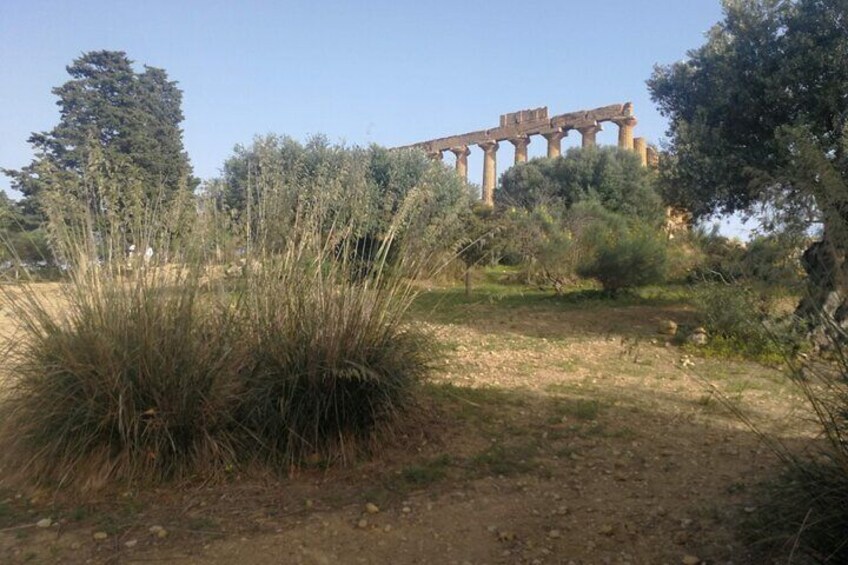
<box><xmin>497</xmin><ymin>147</ymin><xmax>664</xmax><ymax>223</ymax></box>
<box><xmin>4</xmin><ymin>50</ymin><xmax>196</xmax><ymax>218</ymax></box>
<box><xmin>205</xmin><ymin>135</ymin><xmax>471</xmax><ymax>258</ymax></box>
<box><xmin>648</xmin><ymin>0</ymin><xmax>848</xmax><ymax>222</ymax></box>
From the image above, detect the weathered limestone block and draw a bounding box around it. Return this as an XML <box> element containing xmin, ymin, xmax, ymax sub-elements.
<box><xmin>500</xmin><ymin>107</ymin><xmax>548</xmax><ymax>127</ymax></box>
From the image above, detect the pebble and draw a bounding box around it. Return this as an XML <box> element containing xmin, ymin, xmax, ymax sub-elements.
<box><xmin>682</xmin><ymin>556</ymin><xmax>700</xmax><ymax>565</ymax></box>
<box><xmin>547</xmin><ymin>529</ymin><xmax>561</xmax><ymax>539</ymax></box>
<box><xmin>93</xmin><ymin>531</ymin><xmax>108</xmax><ymax>540</ymax></box>
<box><xmin>149</xmin><ymin>525</ymin><xmax>168</xmax><ymax>538</ymax></box>
<box><xmin>365</xmin><ymin>502</ymin><xmax>380</xmax><ymax>514</ymax></box>
<box><xmin>497</xmin><ymin>530</ymin><xmax>516</xmax><ymax>542</ymax></box>
<box><xmin>125</xmin><ymin>539</ymin><xmax>138</xmax><ymax>548</ymax></box>
<box><xmin>658</xmin><ymin>320</ymin><xmax>678</xmax><ymax>336</ymax></box>
<box><xmin>402</xmin><ymin>506</ymin><xmax>412</xmax><ymax>514</ymax></box>
<box><xmin>599</xmin><ymin>524</ymin><xmax>614</xmax><ymax>536</ymax></box>
<box><xmin>357</xmin><ymin>518</ymin><xmax>368</xmax><ymax>529</ymax></box>
<box><xmin>36</xmin><ymin>518</ymin><xmax>52</xmax><ymax>529</ymax></box>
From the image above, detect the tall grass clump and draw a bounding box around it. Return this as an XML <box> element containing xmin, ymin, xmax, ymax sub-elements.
<box><xmin>235</xmin><ymin>200</ymin><xmax>435</xmax><ymax>467</ymax></box>
<box><xmin>0</xmin><ymin>140</ymin><xmax>463</xmax><ymax>490</ymax></box>
<box><xmin>744</xmin><ymin>313</ymin><xmax>848</xmax><ymax>562</ymax></box>
<box><xmin>210</xmin><ymin>140</ymin><xmax>464</xmax><ymax>469</ymax></box>
<box><xmin>0</xmin><ymin>240</ymin><xmax>243</xmax><ymax>490</ymax></box>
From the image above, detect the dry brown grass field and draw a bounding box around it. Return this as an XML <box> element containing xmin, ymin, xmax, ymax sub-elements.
<box><xmin>0</xmin><ymin>279</ymin><xmax>814</xmax><ymax>564</ymax></box>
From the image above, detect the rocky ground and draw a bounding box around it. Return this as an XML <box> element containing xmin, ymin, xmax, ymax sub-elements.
<box><xmin>0</xmin><ymin>284</ymin><xmax>814</xmax><ymax>564</ymax></box>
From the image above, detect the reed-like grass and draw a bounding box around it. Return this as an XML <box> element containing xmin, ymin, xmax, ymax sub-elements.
<box><xmin>234</xmin><ymin>236</ymin><xmax>431</xmax><ymax>467</ymax></box>
<box><xmin>0</xmin><ymin>261</ymin><xmax>244</xmax><ymax>490</ymax></box>
<box><xmin>0</xmin><ymin>195</ymin><xmax>440</xmax><ymax>489</ymax></box>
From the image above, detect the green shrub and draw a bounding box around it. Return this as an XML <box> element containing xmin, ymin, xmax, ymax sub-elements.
<box><xmin>686</xmin><ymin>224</ymin><xmax>746</xmax><ymax>282</ymax></box>
<box><xmin>686</xmin><ymin>226</ymin><xmax>805</xmax><ymax>289</ymax></box>
<box><xmin>500</xmin><ymin>206</ymin><xmax>578</xmax><ymax>294</ymax></box>
<box><xmin>739</xmin><ymin>234</ymin><xmax>805</xmax><ymax>287</ymax></box>
<box><xmin>210</xmin><ymin>137</ymin><xmax>469</xmax><ymax>265</ymax></box>
<box><xmin>576</xmin><ymin>215</ymin><xmax>669</xmax><ymax>294</ymax></box>
<box><xmin>691</xmin><ymin>282</ymin><xmax>798</xmax><ymax>361</ymax></box>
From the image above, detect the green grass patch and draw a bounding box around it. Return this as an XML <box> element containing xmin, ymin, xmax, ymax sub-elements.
<box><xmin>187</xmin><ymin>515</ymin><xmax>220</xmax><ymax>531</ymax></box>
<box><xmin>551</xmin><ymin>398</ymin><xmax>602</xmax><ymax>422</ymax></box>
<box><xmin>424</xmin><ymin>383</ymin><xmax>528</xmax><ymax>411</ymax></box>
<box><xmin>409</xmin><ymin>278</ymin><xmax>695</xmax><ymax>325</ymax></box>
<box><xmin>400</xmin><ymin>454</ymin><xmax>452</xmax><ymax>487</ymax></box>
<box><xmin>471</xmin><ymin>441</ymin><xmax>539</xmax><ymax>476</ymax></box>
<box><xmin>684</xmin><ymin>336</ymin><xmax>788</xmax><ymax>366</ymax></box>
<box><xmin>544</xmin><ymin>382</ymin><xmax>594</xmax><ymax>395</ymax></box>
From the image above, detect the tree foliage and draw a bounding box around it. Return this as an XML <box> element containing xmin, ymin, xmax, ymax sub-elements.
<box><xmin>0</xmin><ymin>191</ymin><xmax>53</xmax><ymax>269</ymax></box>
<box><xmin>648</xmin><ymin>0</ymin><xmax>848</xmax><ymax>222</ymax></box>
<box><xmin>4</xmin><ymin>51</ymin><xmax>196</xmax><ymax>218</ymax></box>
<box><xmin>205</xmin><ymin>135</ymin><xmax>471</xmax><ymax>262</ymax></box>
<box><xmin>497</xmin><ymin>147</ymin><xmax>663</xmax><ymax>223</ymax></box>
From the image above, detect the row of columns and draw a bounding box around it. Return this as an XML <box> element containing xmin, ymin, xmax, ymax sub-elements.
<box><xmin>431</xmin><ymin>117</ymin><xmax>644</xmax><ymax>207</ymax></box>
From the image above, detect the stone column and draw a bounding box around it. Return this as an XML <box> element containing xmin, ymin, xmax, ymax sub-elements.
<box><xmin>542</xmin><ymin>130</ymin><xmax>565</xmax><ymax>158</ymax></box>
<box><xmin>614</xmin><ymin>117</ymin><xmax>637</xmax><ymax>151</ymax></box>
<box><xmin>633</xmin><ymin>137</ymin><xmax>648</xmax><ymax>167</ymax></box>
<box><xmin>478</xmin><ymin>141</ymin><xmax>499</xmax><ymax>207</ymax></box>
<box><xmin>449</xmin><ymin>146</ymin><xmax>471</xmax><ymax>182</ymax></box>
<box><xmin>509</xmin><ymin>135</ymin><xmax>531</xmax><ymax>165</ymax></box>
<box><xmin>577</xmin><ymin>124</ymin><xmax>602</xmax><ymax>148</ymax></box>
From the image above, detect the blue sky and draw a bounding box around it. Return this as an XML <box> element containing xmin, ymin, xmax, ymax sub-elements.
<box><xmin>0</xmin><ymin>0</ymin><xmax>750</xmax><ymax>235</ymax></box>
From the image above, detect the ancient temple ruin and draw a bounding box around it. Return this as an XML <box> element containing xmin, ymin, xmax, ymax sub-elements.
<box><xmin>399</xmin><ymin>103</ymin><xmax>653</xmax><ymax>206</ymax></box>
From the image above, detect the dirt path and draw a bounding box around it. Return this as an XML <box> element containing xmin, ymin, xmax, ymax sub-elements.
<box><xmin>0</xmin><ymin>288</ymin><xmax>812</xmax><ymax>564</ymax></box>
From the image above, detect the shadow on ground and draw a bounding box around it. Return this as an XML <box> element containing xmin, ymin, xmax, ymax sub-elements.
<box><xmin>0</xmin><ymin>380</ymin><xmax>809</xmax><ymax>565</ymax></box>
